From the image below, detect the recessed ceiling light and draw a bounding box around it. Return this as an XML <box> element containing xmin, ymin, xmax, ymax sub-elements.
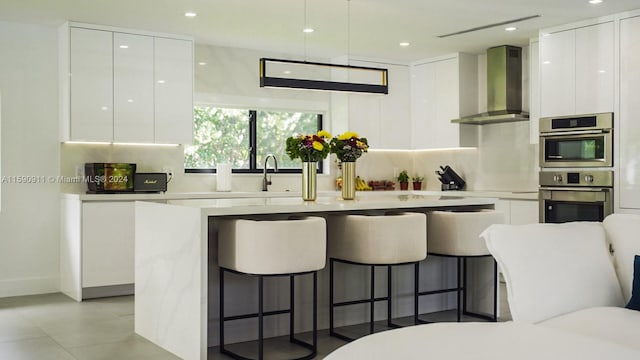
<box><xmin>198</xmin><ymin>62</ymin><xmax>207</xmax><ymax>66</ymax></box>
<box><xmin>588</xmin><ymin>0</ymin><xmax>603</xmax><ymax>4</ymax></box>
<box><xmin>505</xmin><ymin>26</ymin><xmax>517</xmax><ymax>31</ymax></box>
<box><xmin>119</xmin><ymin>45</ymin><xmax>129</xmax><ymax>49</ymax></box>
<box><xmin>157</xmin><ymin>80</ymin><xmax>166</xmax><ymax>84</ymax></box>
<box><xmin>283</xmin><ymin>70</ymin><xmax>292</xmax><ymax>74</ymax></box>
<box><xmin>303</xmin><ymin>28</ymin><xmax>314</xmax><ymax>33</ymax></box>
<box><xmin>184</xmin><ymin>12</ymin><xmax>197</xmax><ymax>17</ymax></box>
<box><xmin>598</xmin><ymin>69</ymin><xmax>606</xmax><ymax>73</ymax></box>
<box><xmin>399</xmin><ymin>42</ymin><xmax>410</xmax><ymax>47</ymax></box>
<box><xmin>543</xmin><ymin>61</ymin><xmax>551</xmax><ymax>65</ymax></box>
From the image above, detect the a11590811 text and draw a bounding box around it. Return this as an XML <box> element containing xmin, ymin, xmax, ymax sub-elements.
<box><xmin>1</xmin><ymin>175</ymin><xmax>97</xmax><ymax>184</ymax></box>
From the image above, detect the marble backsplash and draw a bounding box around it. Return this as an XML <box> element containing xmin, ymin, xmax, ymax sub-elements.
<box><xmin>60</xmin><ymin>131</ymin><xmax>538</xmax><ymax>194</ymax></box>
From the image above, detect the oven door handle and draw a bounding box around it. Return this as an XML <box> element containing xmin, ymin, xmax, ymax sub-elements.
<box><xmin>540</xmin><ymin>129</ymin><xmax>610</xmax><ymax>137</ymax></box>
<box><xmin>540</xmin><ymin>187</ymin><xmax>611</xmax><ymax>192</ymax></box>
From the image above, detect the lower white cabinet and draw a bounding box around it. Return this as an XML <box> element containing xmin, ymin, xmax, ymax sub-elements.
<box><xmin>61</xmin><ymin>199</ymin><xmax>138</xmax><ymax>301</ymax></box>
<box><xmin>494</xmin><ymin>199</ymin><xmax>539</xmax><ymax>225</ymax></box>
<box><xmin>82</xmin><ymin>202</ymin><xmax>134</xmax><ymax>287</ymax></box>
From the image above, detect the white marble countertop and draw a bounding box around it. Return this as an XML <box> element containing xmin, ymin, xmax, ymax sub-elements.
<box><xmin>62</xmin><ymin>189</ymin><xmax>538</xmax><ymax>201</ymax></box>
<box><xmin>163</xmin><ymin>193</ymin><xmax>498</xmax><ymax>216</ymax></box>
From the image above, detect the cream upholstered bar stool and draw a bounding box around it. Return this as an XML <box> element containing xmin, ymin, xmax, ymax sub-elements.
<box><xmin>328</xmin><ymin>212</ymin><xmax>427</xmax><ymax>341</ymax></box>
<box><xmin>416</xmin><ymin>210</ymin><xmax>504</xmax><ymax>323</ymax></box>
<box><xmin>217</xmin><ymin>216</ymin><xmax>326</xmax><ymax>360</ymax></box>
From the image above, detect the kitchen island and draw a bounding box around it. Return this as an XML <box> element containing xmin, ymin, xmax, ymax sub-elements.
<box><xmin>134</xmin><ymin>194</ymin><xmax>497</xmax><ymax>360</ymax></box>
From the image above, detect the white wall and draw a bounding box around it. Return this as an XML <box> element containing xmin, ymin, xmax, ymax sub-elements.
<box><xmin>0</xmin><ymin>21</ymin><xmax>60</xmax><ymax>296</ymax></box>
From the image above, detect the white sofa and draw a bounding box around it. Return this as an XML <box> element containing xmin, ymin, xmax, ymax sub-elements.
<box><xmin>324</xmin><ymin>214</ymin><xmax>640</xmax><ymax>359</ymax></box>
<box><xmin>482</xmin><ymin>213</ymin><xmax>640</xmax><ymax>351</ymax></box>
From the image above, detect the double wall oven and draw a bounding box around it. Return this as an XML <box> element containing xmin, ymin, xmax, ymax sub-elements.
<box><xmin>539</xmin><ymin>112</ymin><xmax>613</xmax><ymax>223</ymax></box>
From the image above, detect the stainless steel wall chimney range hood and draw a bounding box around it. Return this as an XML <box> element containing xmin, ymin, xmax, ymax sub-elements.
<box><xmin>452</xmin><ymin>45</ymin><xmax>529</xmax><ymax>125</ymax></box>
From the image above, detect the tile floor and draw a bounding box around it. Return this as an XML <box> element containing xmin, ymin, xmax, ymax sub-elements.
<box><xmin>0</xmin><ymin>283</ymin><xmax>511</xmax><ymax>359</ymax></box>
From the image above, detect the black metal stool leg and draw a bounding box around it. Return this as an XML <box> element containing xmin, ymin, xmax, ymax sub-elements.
<box><xmin>258</xmin><ymin>275</ymin><xmax>264</xmax><ymax>360</ymax></box>
<box><xmin>414</xmin><ymin>262</ymin><xmax>420</xmax><ymax>324</ymax></box>
<box><xmin>329</xmin><ymin>259</ymin><xmax>335</xmax><ymax>336</ymax></box>
<box><xmin>290</xmin><ymin>275</ymin><xmax>295</xmax><ymax>342</ymax></box>
<box><xmin>493</xmin><ymin>259</ymin><xmax>498</xmax><ymax>322</ymax></box>
<box><xmin>387</xmin><ymin>265</ymin><xmax>392</xmax><ymax>327</ymax></box>
<box><xmin>457</xmin><ymin>257</ymin><xmax>462</xmax><ymax>322</ymax></box>
<box><xmin>313</xmin><ymin>271</ymin><xmax>318</xmax><ymax>350</ymax></box>
<box><xmin>370</xmin><ymin>265</ymin><xmax>375</xmax><ymax>335</ymax></box>
<box><xmin>220</xmin><ymin>267</ymin><xmax>225</xmax><ymax>353</ymax></box>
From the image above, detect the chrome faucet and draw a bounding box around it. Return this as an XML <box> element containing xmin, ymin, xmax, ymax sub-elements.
<box><xmin>262</xmin><ymin>154</ymin><xmax>278</xmax><ymax>191</ymax></box>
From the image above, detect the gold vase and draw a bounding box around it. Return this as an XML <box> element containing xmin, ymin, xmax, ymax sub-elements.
<box><xmin>341</xmin><ymin>161</ymin><xmax>356</xmax><ymax>200</ymax></box>
<box><xmin>302</xmin><ymin>162</ymin><xmax>317</xmax><ymax>201</ymax></box>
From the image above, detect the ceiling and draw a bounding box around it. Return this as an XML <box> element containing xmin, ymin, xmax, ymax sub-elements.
<box><xmin>1</xmin><ymin>0</ymin><xmax>639</xmax><ymax>63</ymax></box>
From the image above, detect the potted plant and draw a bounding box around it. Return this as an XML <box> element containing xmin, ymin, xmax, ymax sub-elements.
<box><xmin>286</xmin><ymin>130</ymin><xmax>332</xmax><ymax>201</ymax></box>
<box><xmin>412</xmin><ymin>175</ymin><xmax>424</xmax><ymax>190</ymax></box>
<box><xmin>329</xmin><ymin>131</ymin><xmax>369</xmax><ymax>200</ymax></box>
<box><xmin>397</xmin><ymin>170</ymin><xmax>409</xmax><ymax>190</ymax></box>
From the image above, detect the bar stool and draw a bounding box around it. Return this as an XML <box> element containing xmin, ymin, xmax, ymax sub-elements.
<box><xmin>218</xmin><ymin>216</ymin><xmax>326</xmax><ymax>360</ymax></box>
<box><xmin>328</xmin><ymin>212</ymin><xmax>427</xmax><ymax>341</ymax></box>
<box><xmin>416</xmin><ymin>210</ymin><xmax>504</xmax><ymax>323</ymax></box>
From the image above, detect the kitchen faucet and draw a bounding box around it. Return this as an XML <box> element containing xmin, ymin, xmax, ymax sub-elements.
<box><xmin>262</xmin><ymin>154</ymin><xmax>278</xmax><ymax>191</ymax></box>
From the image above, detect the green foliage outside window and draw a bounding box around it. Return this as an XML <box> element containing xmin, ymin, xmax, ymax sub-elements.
<box><xmin>184</xmin><ymin>106</ymin><xmax>321</xmax><ymax>171</ymax></box>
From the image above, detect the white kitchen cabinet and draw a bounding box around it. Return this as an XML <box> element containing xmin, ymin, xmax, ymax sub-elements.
<box><xmin>82</xmin><ymin>202</ymin><xmax>135</xmax><ymax>288</ymax></box>
<box><xmin>493</xmin><ymin>199</ymin><xmax>539</xmax><ymax>225</ymax></box>
<box><xmin>113</xmin><ymin>33</ymin><xmax>154</xmax><ymax>143</ymax></box>
<box><xmin>618</xmin><ymin>15</ymin><xmax>640</xmax><ymax>210</ymax></box>
<box><xmin>60</xmin><ymin>199</ymin><xmax>138</xmax><ymax>301</ymax></box>
<box><xmin>348</xmin><ymin>61</ymin><xmax>410</xmax><ymax>149</ymax></box>
<box><xmin>529</xmin><ymin>39</ymin><xmax>540</xmax><ymax>144</ymax></box>
<box><xmin>539</xmin><ymin>22</ymin><xmax>613</xmax><ymax>117</ymax></box>
<box><xmin>60</xmin><ymin>23</ymin><xmax>193</xmax><ymax>144</ymax></box>
<box><xmin>68</xmin><ymin>27</ymin><xmax>114</xmax><ymax>142</ymax></box>
<box><xmin>411</xmin><ymin>53</ymin><xmax>477</xmax><ymax>149</ymax></box>
<box><xmin>154</xmin><ymin>37</ymin><xmax>194</xmax><ymax>144</ymax></box>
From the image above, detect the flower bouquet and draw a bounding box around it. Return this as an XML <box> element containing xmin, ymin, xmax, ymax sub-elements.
<box><xmin>286</xmin><ymin>130</ymin><xmax>331</xmax><ymax>201</ymax></box>
<box><xmin>330</xmin><ymin>132</ymin><xmax>368</xmax><ymax>200</ymax></box>
<box><xmin>329</xmin><ymin>131</ymin><xmax>369</xmax><ymax>162</ymax></box>
<box><xmin>286</xmin><ymin>130</ymin><xmax>332</xmax><ymax>162</ymax></box>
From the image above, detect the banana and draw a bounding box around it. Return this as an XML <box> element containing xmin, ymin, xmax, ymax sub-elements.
<box><xmin>355</xmin><ymin>176</ymin><xmax>372</xmax><ymax>191</ymax></box>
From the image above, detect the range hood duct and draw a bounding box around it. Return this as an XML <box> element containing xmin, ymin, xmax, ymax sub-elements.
<box><xmin>452</xmin><ymin>45</ymin><xmax>529</xmax><ymax>125</ymax></box>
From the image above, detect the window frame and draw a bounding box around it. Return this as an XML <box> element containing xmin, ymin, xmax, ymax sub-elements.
<box><xmin>185</xmin><ymin>106</ymin><xmax>325</xmax><ymax>174</ymax></box>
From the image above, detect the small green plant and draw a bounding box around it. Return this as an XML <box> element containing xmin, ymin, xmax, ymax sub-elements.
<box><xmin>412</xmin><ymin>175</ymin><xmax>424</xmax><ymax>182</ymax></box>
<box><xmin>397</xmin><ymin>170</ymin><xmax>409</xmax><ymax>183</ymax></box>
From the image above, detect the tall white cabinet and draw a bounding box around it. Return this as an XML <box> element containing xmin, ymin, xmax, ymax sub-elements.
<box><xmin>59</xmin><ymin>23</ymin><xmax>194</xmax><ymax>144</ymax></box>
<box><xmin>619</xmin><ymin>14</ymin><xmax>640</xmax><ymax>209</ymax></box>
<box><xmin>411</xmin><ymin>53</ymin><xmax>477</xmax><ymax>149</ymax></box>
<box><xmin>539</xmin><ymin>21</ymin><xmax>614</xmax><ymax>117</ymax></box>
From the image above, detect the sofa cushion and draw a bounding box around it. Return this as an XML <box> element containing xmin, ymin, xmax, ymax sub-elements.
<box><xmin>539</xmin><ymin>307</ymin><xmax>640</xmax><ymax>351</ymax></box>
<box><xmin>481</xmin><ymin>222</ymin><xmax>624</xmax><ymax>323</ymax></box>
<box><xmin>603</xmin><ymin>214</ymin><xmax>640</xmax><ymax>302</ymax></box>
<box><xmin>627</xmin><ymin>255</ymin><xmax>640</xmax><ymax>310</ymax></box>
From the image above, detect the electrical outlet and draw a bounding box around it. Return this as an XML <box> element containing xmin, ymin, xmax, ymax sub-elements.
<box><xmin>75</xmin><ymin>165</ymin><xmax>85</xmax><ymax>178</ymax></box>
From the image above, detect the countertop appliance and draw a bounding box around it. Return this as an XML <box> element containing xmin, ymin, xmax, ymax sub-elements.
<box><xmin>85</xmin><ymin>163</ymin><xmax>136</xmax><ymax>194</ymax></box>
<box><xmin>451</xmin><ymin>45</ymin><xmax>529</xmax><ymax>125</ymax></box>
<box><xmin>134</xmin><ymin>173</ymin><xmax>168</xmax><ymax>193</ymax></box>
<box><xmin>436</xmin><ymin>165</ymin><xmax>466</xmax><ymax>191</ymax></box>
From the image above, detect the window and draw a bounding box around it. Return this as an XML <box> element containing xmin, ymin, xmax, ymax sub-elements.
<box><xmin>185</xmin><ymin>105</ymin><xmax>323</xmax><ymax>173</ymax></box>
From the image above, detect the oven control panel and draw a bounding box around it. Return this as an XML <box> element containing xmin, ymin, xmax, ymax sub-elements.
<box><xmin>539</xmin><ymin>171</ymin><xmax>613</xmax><ymax>187</ymax></box>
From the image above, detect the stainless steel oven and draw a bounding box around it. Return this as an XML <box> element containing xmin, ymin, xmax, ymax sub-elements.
<box><xmin>539</xmin><ymin>170</ymin><xmax>613</xmax><ymax>223</ymax></box>
<box><xmin>539</xmin><ymin>113</ymin><xmax>613</xmax><ymax>168</ymax></box>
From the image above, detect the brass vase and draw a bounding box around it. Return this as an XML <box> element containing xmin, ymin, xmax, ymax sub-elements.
<box><xmin>341</xmin><ymin>161</ymin><xmax>356</xmax><ymax>200</ymax></box>
<box><xmin>302</xmin><ymin>162</ymin><xmax>317</xmax><ymax>201</ymax></box>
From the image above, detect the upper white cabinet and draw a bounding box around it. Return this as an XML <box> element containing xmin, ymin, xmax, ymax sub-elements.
<box><xmin>68</xmin><ymin>27</ymin><xmax>114</xmax><ymax>142</ymax></box>
<box><xmin>113</xmin><ymin>33</ymin><xmax>154</xmax><ymax>143</ymax></box>
<box><xmin>411</xmin><ymin>53</ymin><xmax>477</xmax><ymax>149</ymax></box>
<box><xmin>619</xmin><ymin>15</ymin><xmax>640</xmax><ymax>209</ymax></box>
<box><xmin>60</xmin><ymin>23</ymin><xmax>194</xmax><ymax>144</ymax></box>
<box><xmin>154</xmin><ymin>37</ymin><xmax>194</xmax><ymax>144</ymax></box>
<box><xmin>347</xmin><ymin>61</ymin><xmax>410</xmax><ymax>149</ymax></box>
<box><xmin>539</xmin><ymin>22</ymin><xmax>614</xmax><ymax>117</ymax></box>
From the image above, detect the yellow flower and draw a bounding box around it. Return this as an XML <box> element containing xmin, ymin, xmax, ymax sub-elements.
<box><xmin>317</xmin><ymin>130</ymin><xmax>332</xmax><ymax>138</ymax></box>
<box><xmin>338</xmin><ymin>131</ymin><xmax>359</xmax><ymax>141</ymax></box>
<box><xmin>356</xmin><ymin>140</ymin><xmax>368</xmax><ymax>149</ymax></box>
<box><xmin>312</xmin><ymin>141</ymin><xmax>324</xmax><ymax>151</ymax></box>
